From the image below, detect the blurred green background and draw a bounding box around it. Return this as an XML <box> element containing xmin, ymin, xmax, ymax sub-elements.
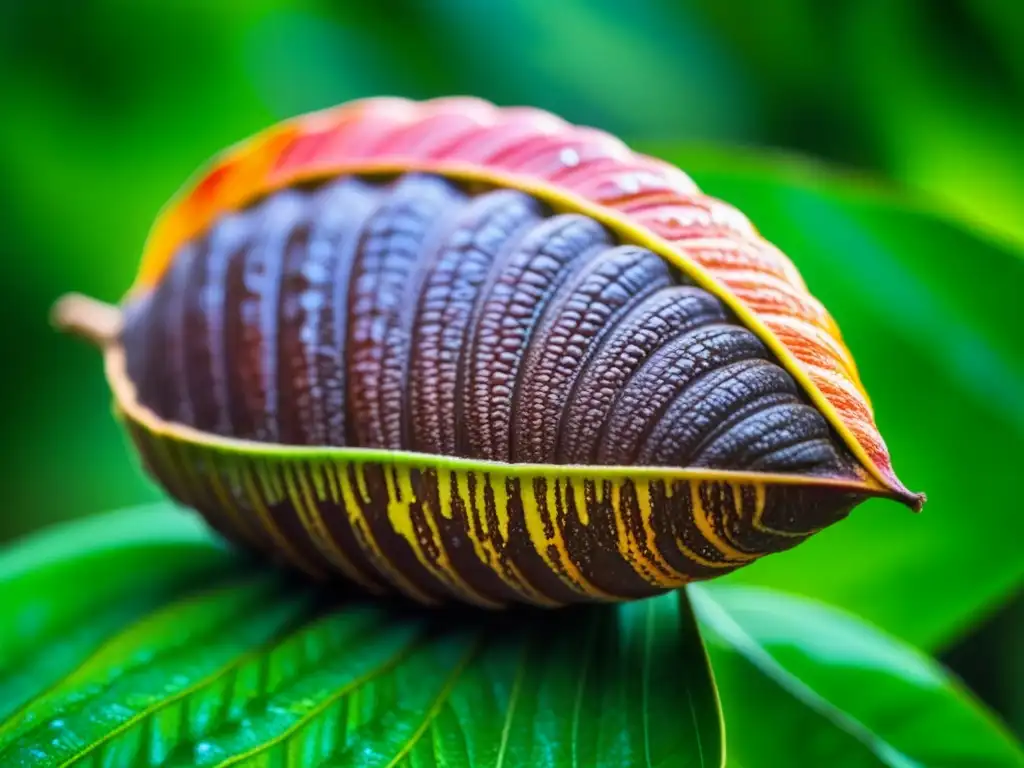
<box><xmin>1</xmin><ymin>0</ymin><xmax>1021</xmax><ymax>743</ymax></box>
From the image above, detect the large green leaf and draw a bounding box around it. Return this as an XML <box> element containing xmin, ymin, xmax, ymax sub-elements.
<box><xmin>691</xmin><ymin>585</ymin><xmax>1024</xmax><ymax>767</ymax></box>
<box><xmin>683</xmin><ymin>0</ymin><xmax>1024</xmax><ymax>252</ymax></box>
<box><xmin>635</xmin><ymin>143</ymin><xmax>1024</xmax><ymax>652</ymax></box>
<box><xmin>842</xmin><ymin>0</ymin><xmax>1024</xmax><ymax>251</ymax></box>
<box><xmin>0</xmin><ymin>505</ymin><xmax>723</xmax><ymax>768</ymax></box>
<box><xmin>0</xmin><ymin>505</ymin><xmax>238</xmax><ymax>723</ymax></box>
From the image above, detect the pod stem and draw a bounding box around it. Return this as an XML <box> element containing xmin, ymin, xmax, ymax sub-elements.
<box><xmin>51</xmin><ymin>293</ymin><xmax>123</xmax><ymax>348</ymax></box>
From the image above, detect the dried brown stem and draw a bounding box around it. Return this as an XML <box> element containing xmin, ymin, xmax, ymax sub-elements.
<box><xmin>50</xmin><ymin>293</ymin><xmax>123</xmax><ymax>348</ymax></box>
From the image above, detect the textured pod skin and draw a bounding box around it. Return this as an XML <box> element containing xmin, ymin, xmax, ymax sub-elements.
<box><xmin>56</xmin><ymin>97</ymin><xmax>922</xmax><ymax>608</ymax></box>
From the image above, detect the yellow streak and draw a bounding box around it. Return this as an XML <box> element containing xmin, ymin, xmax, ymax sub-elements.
<box><xmin>571</xmin><ymin>479</ymin><xmax>590</xmax><ymax>527</ymax></box>
<box><xmin>608</xmin><ymin>482</ymin><xmax>668</xmax><ymax>587</ymax></box>
<box><xmin>177</xmin><ymin>443</ymin><xmax>261</xmax><ymax>550</ymax></box>
<box><xmin>719</xmin><ymin>482</ymin><xmax>760</xmax><ymax>554</ymax></box>
<box><xmin>352</xmin><ymin>462</ymin><xmax>371</xmax><ymax>504</ymax></box>
<box><xmin>318</xmin><ymin>459</ymin><xmax>341</xmax><ymax>504</ymax></box>
<box><xmin>463</xmin><ymin>472</ymin><xmax>503</xmax><ymax>573</ymax></box>
<box><xmin>472</xmin><ymin>472</ymin><xmax>555</xmax><ymax>606</ymax></box>
<box><xmin>750</xmin><ymin>482</ymin><xmax>809</xmax><ymax>538</ymax></box>
<box><xmin>287</xmin><ymin>462</ymin><xmax>380</xmax><ymax>591</ymax></box>
<box><xmin>145</xmin><ymin>432</ymin><xmax>194</xmax><ymax>509</ymax></box>
<box><xmin>521</xmin><ymin>477</ymin><xmax>613</xmax><ymax>599</ymax></box>
<box><xmin>305</xmin><ymin>460</ymin><xmax>328</xmax><ymax>501</ymax></box>
<box><xmin>634</xmin><ymin>481</ymin><xmax>689</xmax><ymax>586</ymax></box>
<box><xmin>255</xmin><ymin>461</ymin><xmax>284</xmax><ymax>505</ymax></box>
<box><xmin>335</xmin><ymin>463</ymin><xmax>436</xmax><ymax>605</ymax></box>
<box><xmin>235</xmin><ymin>460</ymin><xmax>323</xmax><ymax>578</ymax></box>
<box><xmin>383</xmin><ymin>467</ymin><xmax>500</xmax><ymax>608</ymax></box>
<box><xmin>205</xmin><ymin>460</ymin><xmax>265</xmax><ymax>550</ymax></box>
<box><xmin>690</xmin><ymin>482</ymin><xmax>756</xmax><ymax>563</ymax></box>
<box><xmin>436</xmin><ymin>469</ymin><xmax>455</xmax><ymax>520</ymax></box>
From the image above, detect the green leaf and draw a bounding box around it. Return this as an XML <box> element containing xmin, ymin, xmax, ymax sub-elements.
<box><xmin>427</xmin><ymin>0</ymin><xmax>753</xmax><ymax>143</ymax></box>
<box><xmin>842</xmin><ymin>0</ymin><xmax>1024</xmax><ymax>251</ymax></box>
<box><xmin>638</xmin><ymin>143</ymin><xmax>1024</xmax><ymax>651</ymax></box>
<box><xmin>691</xmin><ymin>585</ymin><xmax>1024</xmax><ymax>767</ymax></box>
<box><xmin>0</xmin><ymin>505</ymin><xmax>723</xmax><ymax>768</ymax></box>
<box><xmin>0</xmin><ymin>505</ymin><xmax>238</xmax><ymax>722</ymax></box>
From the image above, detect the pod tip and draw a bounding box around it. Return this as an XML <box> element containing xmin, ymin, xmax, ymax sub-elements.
<box><xmin>891</xmin><ymin>487</ymin><xmax>926</xmax><ymax>513</ymax></box>
<box><xmin>51</xmin><ymin>293</ymin><xmax>123</xmax><ymax>348</ymax></box>
<box><xmin>908</xmin><ymin>491</ymin><xmax>927</xmax><ymax>513</ymax></box>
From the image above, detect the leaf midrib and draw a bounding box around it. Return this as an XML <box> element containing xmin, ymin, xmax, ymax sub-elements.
<box><xmin>694</xmin><ymin>591</ymin><xmax>917</xmax><ymax>768</ymax></box>
<box><xmin>494</xmin><ymin>632</ymin><xmax>535</xmax><ymax>768</ymax></box>
<box><xmin>380</xmin><ymin>634</ymin><xmax>483</xmax><ymax>768</ymax></box>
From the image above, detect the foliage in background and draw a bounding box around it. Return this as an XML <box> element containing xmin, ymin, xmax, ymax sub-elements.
<box><xmin>0</xmin><ymin>0</ymin><xmax>1021</xmax><ymax>746</ymax></box>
